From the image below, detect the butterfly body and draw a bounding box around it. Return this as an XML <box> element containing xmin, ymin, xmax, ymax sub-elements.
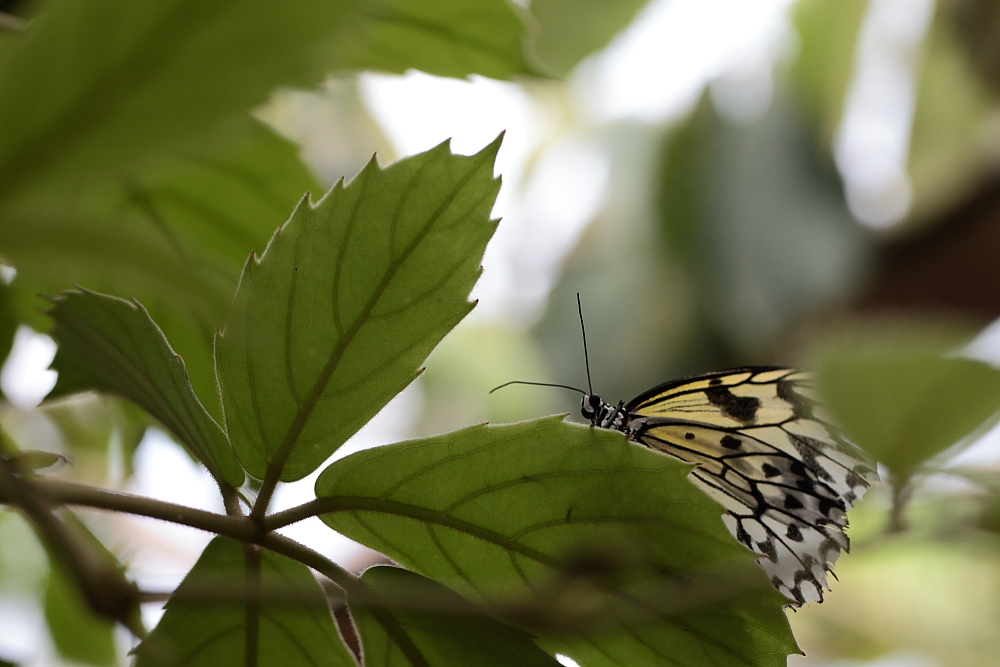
<box><xmin>580</xmin><ymin>366</ymin><xmax>876</xmax><ymax>605</ymax></box>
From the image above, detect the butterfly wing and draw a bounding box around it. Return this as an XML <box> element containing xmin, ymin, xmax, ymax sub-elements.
<box><xmin>626</xmin><ymin>367</ymin><xmax>876</xmax><ymax>604</ymax></box>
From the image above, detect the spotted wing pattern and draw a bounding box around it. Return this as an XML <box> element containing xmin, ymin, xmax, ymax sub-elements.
<box><xmin>625</xmin><ymin>367</ymin><xmax>876</xmax><ymax>605</ymax></box>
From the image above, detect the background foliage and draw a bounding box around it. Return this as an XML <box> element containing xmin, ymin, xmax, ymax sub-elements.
<box><xmin>2</xmin><ymin>0</ymin><xmax>1000</xmax><ymax>666</ymax></box>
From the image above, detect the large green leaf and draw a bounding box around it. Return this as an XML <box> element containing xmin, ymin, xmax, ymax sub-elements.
<box><xmin>134</xmin><ymin>537</ymin><xmax>355</xmax><ymax>667</ymax></box>
<box><xmin>813</xmin><ymin>323</ymin><xmax>1000</xmax><ymax>481</ymax></box>
<box><xmin>350</xmin><ymin>566</ymin><xmax>562</xmax><ymax>666</ymax></box>
<box><xmin>2</xmin><ymin>119</ymin><xmax>321</xmax><ymax>416</ymax></box>
<box><xmin>0</xmin><ymin>0</ymin><xmax>354</xmax><ymax>207</ymax></box>
<box><xmin>0</xmin><ymin>0</ymin><xmax>530</xmax><ymax>207</ymax></box>
<box><xmin>47</xmin><ymin>289</ymin><xmax>243</xmax><ymax>487</ymax></box>
<box><xmin>216</xmin><ymin>138</ymin><xmax>501</xmax><ymax>482</ymax></box>
<box><xmin>315</xmin><ymin>417</ymin><xmax>797</xmax><ymax>667</ymax></box>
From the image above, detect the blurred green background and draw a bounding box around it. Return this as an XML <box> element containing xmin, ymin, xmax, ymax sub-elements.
<box><xmin>4</xmin><ymin>0</ymin><xmax>1000</xmax><ymax>665</ymax></box>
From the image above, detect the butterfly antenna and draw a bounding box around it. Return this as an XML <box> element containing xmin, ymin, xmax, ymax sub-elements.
<box><xmin>577</xmin><ymin>293</ymin><xmax>594</xmax><ymax>395</ymax></box>
<box><xmin>489</xmin><ymin>380</ymin><xmax>586</xmax><ymax>395</ymax></box>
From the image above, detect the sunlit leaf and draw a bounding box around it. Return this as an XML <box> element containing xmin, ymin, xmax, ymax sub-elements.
<box><xmin>316</xmin><ymin>417</ymin><xmax>797</xmax><ymax>667</ymax></box>
<box><xmin>812</xmin><ymin>322</ymin><xmax>1000</xmax><ymax>481</ymax></box>
<box><xmin>350</xmin><ymin>566</ymin><xmax>562</xmax><ymax>666</ymax></box>
<box><xmin>134</xmin><ymin>537</ymin><xmax>355</xmax><ymax>667</ymax></box>
<box><xmin>216</xmin><ymin>138</ymin><xmax>501</xmax><ymax>482</ymax></box>
<box><xmin>47</xmin><ymin>289</ymin><xmax>243</xmax><ymax>487</ymax></box>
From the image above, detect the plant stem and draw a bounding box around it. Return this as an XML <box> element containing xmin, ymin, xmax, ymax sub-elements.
<box><xmin>262</xmin><ymin>498</ymin><xmax>325</xmax><ymax>530</ymax></box>
<box><xmin>0</xmin><ymin>461</ymin><xmax>143</xmax><ymax>635</ymax></box>
<box><xmin>0</xmin><ymin>476</ymin><xmax>430</xmax><ymax>664</ymax></box>
<box><xmin>0</xmin><ymin>478</ymin><xmax>365</xmax><ymax>589</ymax></box>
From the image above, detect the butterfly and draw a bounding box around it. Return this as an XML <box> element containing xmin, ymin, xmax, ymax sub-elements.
<box><xmin>578</xmin><ymin>365</ymin><xmax>877</xmax><ymax>605</ymax></box>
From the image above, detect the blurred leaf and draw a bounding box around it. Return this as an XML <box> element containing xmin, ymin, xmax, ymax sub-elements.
<box><xmin>316</xmin><ymin>417</ymin><xmax>797</xmax><ymax>667</ymax></box>
<box><xmin>906</xmin><ymin>15</ymin><xmax>997</xmax><ymax>224</ymax></box>
<box><xmin>350</xmin><ymin>566</ymin><xmax>562</xmax><ymax>666</ymax></box>
<box><xmin>537</xmin><ymin>125</ymin><xmax>698</xmax><ymax>408</ymax></box>
<box><xmin>325</xmin><ymin>0</ymin><xmax>534</xmax><ymax>80</ymax></box>
<box><xmin>790</xmin><ymin>0</ymin><xmax>868</xmax><ymax>146</ymax></box>
<box><xmin>529</xmin><ymin>0</ymin><xmax>647</xmax><ymax>77</ymax></box>
<box><xmin>788</xmin><ymin>535</ymin><xmax>1000</xmax><ymax>667</ymax></box>
<box><xmin>949</xmin><ymin>0</ymin><xmax>1000</xmax><ymax>92</ymax></box>
<box><xmin>47</xmin><ymin>289</ymin><xmax>243</xmax><ymax>488</ymax></box>
<box><xmin>30</xmin><ymin>395</ymin><xmax>150</xmax><ymax>483</ymax></box>
<box><xmin>417</xmin><ymin>324</ymin><xmax>554</xmax><ymax>436</ymax></box>
<box><xmin>812</xmin><ymin>321</ymin><xmax>1000</xmax><ymax>481</ymax></box>
<box><xmin>0</xmin><ymin>509</ymin><xmax>48</xmax><ymax>593</ymax></box>
<box><xmin>45</xmin><ymin>561</ymin><xmax>117</xmax><ymax>667</ymax></box>
<box><xmin>657</xmin><ymin>92</ymin><xmax>871</xmax><ymax>358</ymax></box>
<box><xmin>0</xmin><ymin>281</ymin><xmax>15</xmax><ymax>382</ymax></box>
<box><xmin>44</xmin><ymin>513</ymin><xmax>140</xmax><ymax>665</ymax></box>
<box><xmin>0</xmin><ymin>0</ymin><xmax>530</xmax><ymax>208</ymax></box>
<box><xmin>7</xmin><ymin>450</ymin><xmax>65</xmax><ymax>472</ymax></box>
<box><xmin>3</xmin><ymin>119</ymin><xmax>321</xmax><ymax>416</ymax></box>
<box><xmin>217</xmin><ymin>138</ymin><xmax>501</xmax><ymax>482</ymax></box>
<box><xmin>134</xmin><ymin>537</ymin><xmax>355</xmax><ymax>667</ymax></box>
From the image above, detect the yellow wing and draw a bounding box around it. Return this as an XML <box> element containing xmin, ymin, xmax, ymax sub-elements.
<box><xmin>627</xmin><ymin>367</ymin><xmax>876</xmax><ymax>605</ymax></box>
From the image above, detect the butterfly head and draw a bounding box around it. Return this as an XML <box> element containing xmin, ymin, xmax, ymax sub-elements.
<box><xmin>581</xmin><ymin>394</ymin><xmax>628</xmax><ymax>432</ymax></box>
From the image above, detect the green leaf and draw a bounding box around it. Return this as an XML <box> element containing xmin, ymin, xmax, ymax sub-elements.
<box><xmin>812</xmin><ymin>322</ymin><xmax>1000</xmax><ymax>481</ymax></box>
<box><xmin>47</xmin><ymin>289</ymin><xmax>243</xmax><ymax>488</ymax></box>
<box><xmin>216</xmin><ymin>138</ymin><xmax>501</xmax><ymax>482</ymax></box>
<box><xmin>45</xmin><ymin>561</ymin><xmax>117</xmax><ymax>667</ymax></box>
<box><xmin>134</xmin><ymin>537</ymin><xmax>355</xmax><ymax>667</ymax></box>
<box><xmin>0</xmin><ymin>0</ymin><xmax>531</xmax><ymax>208</ymax></box>
<box><xmin>3</xmin><ymin>119</ymin><xmax>321</xmax><ymax>417</ymax></box>
<box><xmin>350</xmin><ymin>566</ymin><xmax>561</xmax><ymax>667</ymax></box>
<box><xmin>326</xmin><ymin>0</ymin><xmax>534</xmax><ymax>80</ymax></box>
<box><xmin>0</xmin><ymin>0</ymin><xmax>357</xmax><ymax>207</ymax></box>
<box><xmin>529</xmin><ymin>0</ymin><xmax>647</xmax><ymax>77</ymax></box>
<box><xmin>316</xmin><ymin>417</ymin><xmax>797</xmax><ymax>667</ymax></box>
